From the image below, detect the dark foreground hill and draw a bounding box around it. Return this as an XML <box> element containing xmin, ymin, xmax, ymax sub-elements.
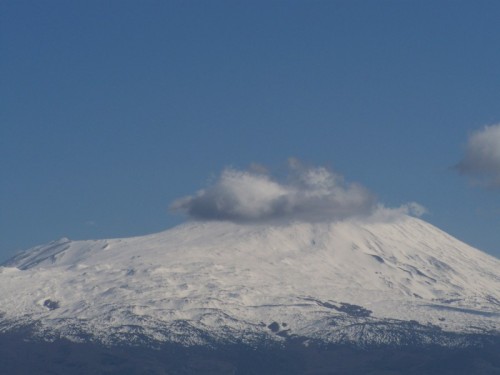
<box><xmin>1</xmin><ymin>331</ymin><xmax>500</xmax><ymax>375</ymax></box>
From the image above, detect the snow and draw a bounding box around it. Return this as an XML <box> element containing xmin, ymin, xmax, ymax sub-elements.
<box><xmin>1</xmin><ymin>216</ymin><xmax>499</xmax><ymax>346</ymax></box>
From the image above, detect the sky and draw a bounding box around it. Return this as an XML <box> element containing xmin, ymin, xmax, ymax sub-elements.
<box><xmin>1</xmin><ymin>1</ymin><xmax>500</xmax><ymax>262</ymax></box>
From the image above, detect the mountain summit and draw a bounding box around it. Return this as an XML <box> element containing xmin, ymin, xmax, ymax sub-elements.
<box><xmin>1</xmin><ymin>216</ymin><xmax>499</xmax><ymax>348</ymax></box>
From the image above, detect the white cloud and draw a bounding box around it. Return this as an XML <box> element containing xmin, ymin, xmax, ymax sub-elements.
<box><xmin>171</xmin><ymin>160</ymin><xmax>426</xmax><ymax>223</ymax></box>
<box><xmin>457</xmin><ymin>124</ymin><xmax>500</xmax><ymax>187</ymax></box>
<box><xmin>171</xmin><ymin>169</ymin><xmax>288</xmax><ymax>222</ymax></box>
<box><xmin>367</xmin><ymin>202</ymin><xmax>428</xmax><ymax>223</ymax></box>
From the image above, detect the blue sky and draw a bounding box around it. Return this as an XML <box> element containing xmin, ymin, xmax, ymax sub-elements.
<box><xmin>2</xmin><ymin>1</ymin><xmax>500</xmax><ymax>261</ymax></box>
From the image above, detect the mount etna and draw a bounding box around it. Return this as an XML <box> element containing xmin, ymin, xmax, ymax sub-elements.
<box><xmin>1</xmin><ymin>215</ymin><xmax>499</xmax><ymax>374</ymax></box>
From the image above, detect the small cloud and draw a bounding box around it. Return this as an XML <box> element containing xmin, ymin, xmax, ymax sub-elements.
<box><xmin>171</xmin><ymin>160</ymin><xmax>425</xmax><ymax>224</ymax></box>
<box><xmin>406</xmin><ymin>202</ymin><xmax>428</xmax><ymax>217</ymax></box>
<box><xmin>368</xmin><ymin>202</ymin><xmax>428</xmax><ymax>223</ymax></box>
<box><xmin>456</xmin><ymin>124</ymin><xmax>500</xmax><ymax>188</ymax></box>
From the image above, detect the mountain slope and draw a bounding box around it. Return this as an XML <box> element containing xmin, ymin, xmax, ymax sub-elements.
<box><xmin>1</xmin><ymin>216</ymin><xmax>499</xmax><ymax>347</ymax></box>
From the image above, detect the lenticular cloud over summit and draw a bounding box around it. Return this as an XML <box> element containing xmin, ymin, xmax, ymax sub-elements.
<box><xmin>171</xmin><ymin>160</ymin><xmax>425</xmax><ymax>223</ymax></box>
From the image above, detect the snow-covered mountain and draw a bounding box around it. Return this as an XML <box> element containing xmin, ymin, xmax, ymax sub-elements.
<box><xmin>1</xmin><ymin>216</ymin><xmax>499</xmax><ymax>348</ymax></box>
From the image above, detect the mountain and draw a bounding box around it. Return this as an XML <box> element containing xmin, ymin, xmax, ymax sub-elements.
<box><xmin>1</xmin><ymin>216</ymin><xmax>500</xmax><ymax>374</ymax></box>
